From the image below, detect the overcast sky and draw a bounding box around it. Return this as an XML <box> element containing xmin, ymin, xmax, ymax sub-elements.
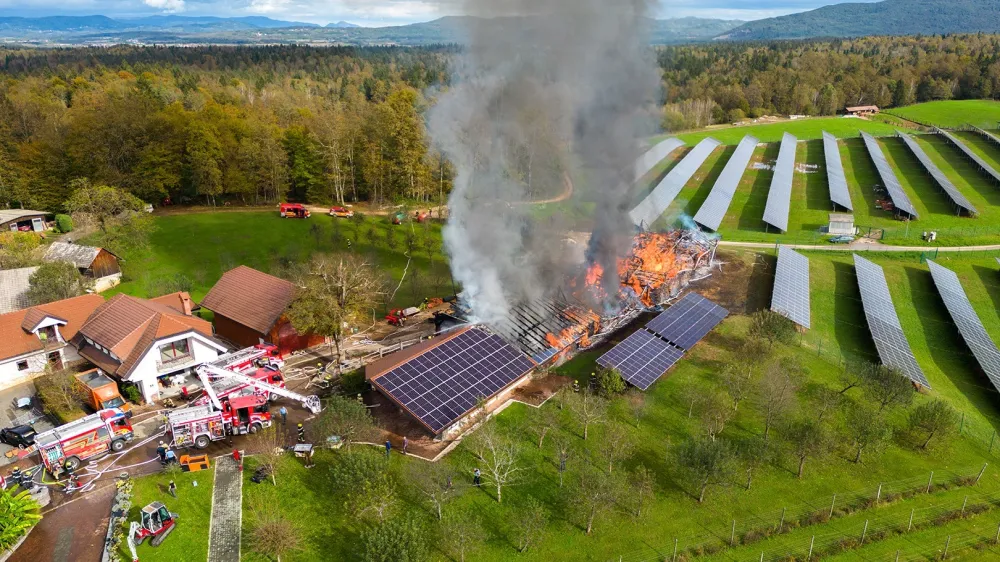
<box><xmin>0</xmin><ymin>0</ymin><xmax>880</xmax><ymax>27</ymax></box>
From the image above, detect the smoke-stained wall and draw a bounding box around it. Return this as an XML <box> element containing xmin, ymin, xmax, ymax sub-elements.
<box><xmin>429</xmin><ymin>0</ymin><xmax>661</xmax><ymax>324</ymax></box>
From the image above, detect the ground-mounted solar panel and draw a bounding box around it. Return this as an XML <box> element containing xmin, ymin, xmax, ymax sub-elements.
<box><xmin>633</xmin><ymin>138</ymin><xmax>685</xmax><ymax>183</ymax></box>
<box><xmin>852</xmin><ymin>254</ymin><xmax>930</xmax><ymax>388</ymax></box>
<box><xmin>373</xmin><ymin>328</ymin><xmax>536</xmax><ymax>433</ymax></box>
<box><xmin>762</xmin><ymin>133</ymin><xmax>798</xmax><ymax>232</ymax></box>
<box><xmin>771</xmin><ymin>246</ymin><xmax>810</xmax><ymax>329</ymax></box>
<box><xmin>860</xmin><ymin>132</ymin><xmax>918</xmax><ymax>219</ymax></box>
<box><xmin>823</xmin><ymin>132</ymin><xmax>853</xmax><ymax>211</ymax></box>
<box><xmin>926</xmin><ymin>260</ymin><xmax>1000</xmax><ymax>393</ymax></box>
<box><xmin>630</xmin><ymin>138</ymin><xmax>722</xmax><ymax>228</ymax></box>
<box><xmin>897</xmin><ymin>132</ymin><xmax>977</xmax><ymax>216</ymax></box>
<box><xmin>646</xmin><ymin>292</ymin><xmax>729</xmax><ymax>350</ymax></box>
<box><xmin>936</xmin><ymin>127</ymin><xmax>1000</xmax><ymax>185</ymax></box>
<box><xmin>970</xmin><ymin>126</ymin><xmax>1000</xmax><ymax>153</ymax></box>
<box><xmin>693</xmin><ymin>135</ymin><xmax>758</xmax><ymax>231</ymax></box>
<box><xmin>597</xmin><ymin>329</ymin><xmax>684</xmax><ymax>391</ymax></box>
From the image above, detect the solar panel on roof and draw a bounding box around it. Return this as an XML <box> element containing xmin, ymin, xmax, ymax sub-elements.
<box><xmin>853</xmin><ymin>254</ymin><xmax>930</xmax><ymax>388</ymax></box>
<box><xmin>860</xmin><ymin>132</ymin><xmax>918</xmax><ymax>219</ymax></box>
<box><xmin>633</xmin><ymin>138</ymin><xmax>685</xmax><ymax>183</ymax></box>
<box><xmin>646</xmin><ymin>293</ymin><xmax>729</xmax><ymax>350</ymax></box>
<box><xmin>771</xmin><ymin>246</ymin><xmax>810</xmax><ymax>329</ymax></box>
<box><xmin>693</xmin><ymin>135</ymin><xmax>758</xmax><ymax>231</ymax></box>
<box><xmin>762</xmin><ymin>133</ymin><xmax>798</xmax><ymax>232</ymax></box>
<box><xmin>373</xmin><ymin>328</ymin><xmax>535</xmax><ymax>433</ymax></box>
<box><xmin>897</xmin><ymin>132</ymin><xmax>977</xmax><ymax>215</ymax></box>
<box><xmin>936</xmin><ymin>128</ymin><xmax>1000</xmax><ymax>184</ymax></box>
<box><xmin>630</xmin><ymin>138</ymin><xmax>722</xmax><ymax>228</ymax></box>
<box><xmin>596</xmin><ymin>329</ymin><xmax>684</xmax><ymax>391</ymax></box>
<box><xmin>823</xmin><ymin>132</ymin><xmax>853</xmax><ymax>211</ymax></box>
<box><xmin>926</xmin><ymin>260</ymin><xmax>1000</xmax><ymax>393</ymax></box>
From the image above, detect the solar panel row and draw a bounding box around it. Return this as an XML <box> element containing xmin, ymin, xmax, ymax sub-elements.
<box><xmin>771</xmin><ymin>246</ymin><xmax>811</xmax><ymax>329</ymax></box>
<box><xmin>926</xmin><ymin>260</ymin><xmax>1000</xmax><ymax>393</ymax></box>
<box><xmin>860</xmin><ymin>132</ymin><xmax>919</xmax><ymax>219</ymax></box>
<box><xmin>374</xmin><ymin>328</ymin><xmax>535</xmax><ymax>433</ymax></box>
<box><xmin>693</xmin><ymin>135</ymin><xmax>758</xmax><ymax>231</ymax></box>
<box><xmin>971</xmin><ymin>126</ymin><xmax>1000</xmax><ymax>152</ymax></box>
<box><xmin>762</xmin><ymin>133</ymin><xmax>798</xmax><ymax>232</ymax></box>
<box><xmin>646</xmin><ymin>293</ymin><xmax>730</xmax><ymax>350</ymax></box>
<box><xmin>596</xmin><ymin>329</ymin><xmax>684</xmax><ymax>391</ymax></box>
<box><xmin>897</xmin><ymin>132</ymin><xmax>977</xmax><ymax>215</ymax></box>
<box><xmin>630</xmin><ymin>138</ymin><xmax>722</xmax><ymax>228</ymax></box>
<box><xmin>633</xmin><ymin>138</ymin><xmax>685</xmax><ymax>183</ymax></box>
<box><xmin>823</xmin><ymin>132</ymin><xmax>853</xmax><ymax>211</ymax></box>
<box><xmin>852</xmin><ymin>254</ymin><xmax>930</xmax><ymax>388</ymax></box>
<box><xmin>936</xmin><ymin>128</ymin><xmax>1000</xmax><ymax>184</ymax></box>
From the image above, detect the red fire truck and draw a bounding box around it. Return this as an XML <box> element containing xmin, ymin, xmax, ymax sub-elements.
<box><xmin>168</xmin><ymin>395</ymin><xmax>272</xmax><ymax>449</ymax></box>
<box><xmin>35</xmin><ymin>408</ymin><xmax>134</xmax><ymax>475</ymax></box>
<box><xmin>279</xmin><ymin>203</ymin><xmax>311</xmax><ymax>218</ymax></box>
<box><xmin>210</xmin><ymin>344</ymin><xmax>284</xmax><ymax>374</ymax></box>
<box><xmin>192</xmin><ymin>366</ymin><xmax>286</xmax><ymax>406</ymax></box>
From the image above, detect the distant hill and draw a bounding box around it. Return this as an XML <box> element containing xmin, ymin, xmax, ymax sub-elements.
<box><xmin>0</xmin><ymin>15</ymin><xmax>318</xmax><ymax>34</ymax></box>
<box><xmin>651</xmin><ymin>17</ymin><xmax>744</xmax><ymax>43</ymax></box>
<box><xmin>327</xmin><ymin>21</ymin><xmax>361</xmax><ymax>29</ymax></box>
<box><xmin>720</xmin><ymin>0</ymin><xmax>1000</xmax><ymax>40</ymax></box>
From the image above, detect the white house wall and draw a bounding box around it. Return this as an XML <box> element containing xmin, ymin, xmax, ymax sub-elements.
<box><xmin>127</xmin><ymin>332</ymin><xmax>226</xmax><ymax>403</ymax></box>
<box><xmin>0</xmin><ymin>352</ymin><xmax>48</xmax><ymax>391</ymax></box>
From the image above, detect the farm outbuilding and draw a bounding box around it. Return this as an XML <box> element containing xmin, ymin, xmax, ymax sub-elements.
<box><xmin>44</xmin><ymin>241</ymin><xmax>122</xmax><ymax>292</ymax></box>
<box><xmin>845</xmin><ymin>105</ymin><xmax>879</xmax><ymax>117</ymax></box>
<box><xmin>0</xmin><ymin>209</ymin><xmax>49</xmax><ymax>232</ymax></box>
<box><xmin>199</xmin><ymin>265</ymin><xmax>323</xmax><ymax>354</ymax></box>
<box><xmin>828</xmin><ymin>213</ymin><xmax>856</xmax><ymax>235</ymax></box>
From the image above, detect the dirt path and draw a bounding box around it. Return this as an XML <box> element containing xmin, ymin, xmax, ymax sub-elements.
<box><xmin>512</xmin><ymin>172</ymin><xmax>575</xmax><ymax>206</ymax></box>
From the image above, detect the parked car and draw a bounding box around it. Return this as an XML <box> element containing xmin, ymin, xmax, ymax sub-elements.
<box><xmin>829</xmin><ymin>235</ymin><xmax>855</xmax><ymax>244</ymax></box>
<box><xmin>329</xmin><ymin>206</ymin><xmax>354</xmax><ymax>218</ymax></box>
<box><xmin>0</xmin><ymin>425</ymin><xmax>37</xmax><ymax>449</ymax></box>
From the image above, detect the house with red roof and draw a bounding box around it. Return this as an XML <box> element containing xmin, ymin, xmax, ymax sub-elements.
<box><xmin>72</xmin><ymin>292</ymin><xmax>227</xmax><ymax>403</ymax></box>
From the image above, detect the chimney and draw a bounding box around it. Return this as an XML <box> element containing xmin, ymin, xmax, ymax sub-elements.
<box><xmin>181</xmin><ymin>293</ymin><xmax>193</xmax><ymax>316</ymax></box>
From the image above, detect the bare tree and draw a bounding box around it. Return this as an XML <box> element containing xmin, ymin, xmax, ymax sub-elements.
<box><xmin>530</xmin><ymin>406</ymin><xmax>559</xmax><ymax>449</ymax></box>
<box><xmin>469</xmin><ymin>422</ymin><xmax>525</xmax><ymax>503</ymax></box>
<box><xmin>552</xmin><ymin>433</ymin><xmax>573</xmax><ymax>488</ymax></box>
<box><xmin>440</xmin><ymin>508</ymin><xmax>485</xmax><ymax>562</ymax></box>
<box><xmin>625</xmin><ymin>391</ymin><xmax>648</xmax><ymax>428</ymax></box>
<box><xmin>748</xmin><ymin>309</ymin><xmax>796</xmax><ymax>349</ymax></box>
<box><xmin>248</xmin><ymin>500</ymin><xmax>304</xmax><ymax>562</ymax></box>
<box><xmin>780</xmin><ymin>418</ymin><xmax>829</xmax><ymax>479</ymax></box>
<box><xmin>756</xmin><ymin>362</ymin><xmax>801</xmax><ymax>441</ymax></box>
<box><xmin>348</xmin><ymin>473</ymin><xmax>397</xmax><ymax>522</ymax></box>
<box><xmin>571</xmin><ymin>466</ymin><xmax>624</xmax><ymax>534</ymax></box>
<box><xmin>36</xmin><ymin>366</ymin><xmax>87</xmax><ymax>419</ymax></box>
<box><xmin>735</xmin><ymin>435</ymin><xmax>770</xmax><ymax>491</ymax></box>
<box><xmin>512</xmin><ymin>497</ymin><xmax>548</xmax><ymax>552</ymax></box>
<box><xmin>808</xmin><ymin>385</ymin><xmax>843</xmax><ymax>422</ymax></box>
<box><xmin>721</xmin><ymin>362</ymin><xmax>756</xmax><ymax>412</ymax></box>
<box><xmin>678</xmin><ymin>383</ymin><xmax>704</xmax><ymax>419</ymax></box>
<box><xmin>245</xmin><ymin>426</ymin><xmax>284</xmax><ymax>486</ymax></box>
<box><xmin>408</xmin><ymin>461</ymin><xmax>460</xmax><ymax>520</ymax></box>
<box><xmin>629</xmin><ymin>464</ymin><xmax>655</xmax><ymax>517</ymax></box>
<box><xmin>700</xmin><ymin>392</ymin><xmax>735</xmax><ymax>441</ymax></box>
<box><xmin>844</xmin><ymin>403</ymin><xmax>893</xmax><ymax>463</ymax></box>
<box><xmin>566</xmin><ymin>390</ymin><xmax>607</xmax><ymax>440</ymax></box>
<box><xmin>839</xmin><ymin>358</ymin><xmax>875</xmax><ymax>394</ymax></box>
<box><xmin>597</xmin><ymin>422</ymin><xmax>635</xmax><ymax>474</ymax></box>
<box><xmin>673</xmin><ymin>438</ymin><xmax>737</xmax><ymax>503</ymax></box>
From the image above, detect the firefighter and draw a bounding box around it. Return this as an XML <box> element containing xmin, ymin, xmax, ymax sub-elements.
<box><xmin>297</xmin><ymin>423</ymin><xmax>305</xmax><ymax>443</ymax></box>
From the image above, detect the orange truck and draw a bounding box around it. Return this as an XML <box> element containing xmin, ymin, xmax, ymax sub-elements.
<box><xmin>76</xmin><ymin>369</ymin><xmax>132</xmax><ymax>417</ymax></box>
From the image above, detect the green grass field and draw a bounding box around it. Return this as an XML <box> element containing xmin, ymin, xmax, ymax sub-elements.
<box><xmin>121</xmin><ymin>470</ymin><xmax>214</xmax><ymax>562</ymax></box>
<box><xmin>886</xmin><ymin>100</ymin><xmax>1000</xmax><ymax>129</ymax></box>
<box><xmin>99</xmin><ymin>211</ymin><xmax>453</xmax><ymax>309</ymax></box>
<box><xmin>670</xmin><ymin>117</ymin><xmax>899</xmax><ymax>146</ymax></box>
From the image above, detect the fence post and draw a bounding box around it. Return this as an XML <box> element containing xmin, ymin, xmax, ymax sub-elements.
<box><xmin>976</xmin><ymin>463</ymin><xmax>989</xmax><ymax>485</ymax></box>
<box><xmin>943</xmin><ymin>535</ymin><xmax>951</xmax><ymax>559</ymax></box>
<box><xmin>962</xmin><ymin>496</ymin><xmax>968</xmax><ymax>517</ymax></box>
<box><xmin>991</xmin><ymin>431</ymin><xmax>996</xmax><ymax>453</ymax></box>
<box><xmin>830</xmin><ymin>494</ymin><xmax>836</xmax><ymax>519</ymax></box>
<box><xmin>908</xmin><ymin>509</ymin><xmax>915</xmax><ymax>532</ymax></box>
<box><xmin>876</xmin><ymin>483</ymin><xmax>882</xmax><ymax>505</ymax></box>
<box><xmin>807</xmin><ymin>535</ymin><xmax>815</xmax><ymax>561</ymax></box>
<box><xmin>672</xmin><ymin>538</ymin><xmax>678</xmax><ymax>562</ymax></box>
<box><xmin>960</xmin><ymin>412</ymin><xmax>965</xmax><ymax>434</ymax></box>
<box><xmin>895</xmin><ymin>550</ymin><xmax>900</xmax><ymax>562</ymax></box>
<box><xmin>860</xmin><ymin>520</ymin><xmax>868</xmax><ymax>545</ymax></box>
<box><xmin>730</xmin><ymin>520</ymin><xmax>736</xmax><ymax>547</ymax></box>
<box><xmin>778</xmin><ymin>507</ymin><xmax>786</xmax><ymax>532</ymax></box>
<box><xmin>927</xmin><ymin>471</ymin><xmax>934</xmax><ymax>493</ymax></box>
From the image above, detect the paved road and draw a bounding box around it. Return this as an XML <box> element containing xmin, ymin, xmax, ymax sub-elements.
<box><xmin>719</xmin><ymin>240</ymin><xmax>1000</xmax><ymax>253</ymax></box>
<box><xmin>207</xmin><ymin>455</ymin><xmax>242</xmax><ymax>562</ymax></box>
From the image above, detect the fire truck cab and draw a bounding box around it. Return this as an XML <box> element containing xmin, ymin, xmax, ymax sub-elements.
<box><xmin>279</xmin><ymin>203</ymin><xmax>311</xmax><ymax>219</ymax></box>
<box><xmin>35</xmin><ymin>408</ymin><xmax>134</xmax><ymax>476</ymax></box>
<box><xmin>168</xmin><ymin>395</ymin><xmax>271</xmax><ymax>449</ymax></box>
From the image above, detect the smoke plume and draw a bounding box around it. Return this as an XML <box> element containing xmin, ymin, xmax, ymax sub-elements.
<box><xmin>428</xmin><ymin>0</ymin><xmax>661</xmax><ymax>324</ymax></box>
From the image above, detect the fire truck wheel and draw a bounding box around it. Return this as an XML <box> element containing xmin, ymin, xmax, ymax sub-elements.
<box><xmin>64</xmin><ymin>456</ymin><xmax>81</xmax><ymax>472</ymax></box>
<box><xmin>110</xmin><ymin>439</ymin><xmax>126</xmax><ymax>452</ymax></box>
<box><xmin>249</xmin><ymin>422</ymin><xmax>261</xmax><ymax>434</ymax></box>
<box><xmin>195</xmin><ymin>435</ymin><xmax>210</xmax><ymax>449</ymax></box>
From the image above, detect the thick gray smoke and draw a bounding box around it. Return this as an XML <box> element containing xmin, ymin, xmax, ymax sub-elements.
<box><xmin>428</xmin><ymin>0</ymin><xmax>661</xmax><ymax>324</ymax></box>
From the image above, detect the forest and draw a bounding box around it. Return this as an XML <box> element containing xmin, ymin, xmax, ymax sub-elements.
<box><xmin>3</xmin><ymin>35</ymin><xmax>1000</xmax><ymax>211</ymax></box>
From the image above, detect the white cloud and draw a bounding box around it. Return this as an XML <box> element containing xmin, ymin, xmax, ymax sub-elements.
<box><xmin>142</xmin><ymin>0</ymin><xmax>186</xmax><ymax>12</ymax></box>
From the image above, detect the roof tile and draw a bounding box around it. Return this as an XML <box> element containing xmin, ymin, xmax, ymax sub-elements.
<box><xmin>200</xmin><ymin>266</ymin><xmax>295</xmax><ymax>334</ymax></box>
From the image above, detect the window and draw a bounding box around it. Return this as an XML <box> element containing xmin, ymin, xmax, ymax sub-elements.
<box><xmin>16</xmin><ymin>361</ymin><xmax>28</xmax><ymax>371</ymax></box>
<box><xmin>159</xmin><ymin>339</ymin><xmax>191</xmax><ymax>364</ymax></box>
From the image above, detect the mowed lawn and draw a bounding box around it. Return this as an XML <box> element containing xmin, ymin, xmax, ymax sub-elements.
<box><xmin>886</xmin><ymin>100</ymin><xmax>1000</xmax><ymax>128</ymax></box>
<box><xmin>121</xmin><ymin>470</ymin><xmax>215</xmax><ymax>562</ymax></box>
<box><xmin>670</xmin><ymin>116</ymin><xmax>898</xmax><ymax>146</ymax></box>
<box><xmin>107</xmin><ymin>211</ymin><xmax>454</xmax><ymax>308</ymax></box>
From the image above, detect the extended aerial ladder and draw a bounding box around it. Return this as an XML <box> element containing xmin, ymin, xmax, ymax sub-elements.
<box><xmin>195</xmin><ymin>363</ymin><xmax>322</xmax><ymax>415</ymax></box>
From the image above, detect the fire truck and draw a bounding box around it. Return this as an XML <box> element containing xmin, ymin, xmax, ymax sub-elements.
<box><xmin>192</xmin><ymin>365</ymin><xmax>286</xmax><ymax>406</ymax></box>
<box><xmin>35</xmin><ymin>408</ymin><xmax>134</xmax><ymax>476</ymax></box>
<box><xmin>209</xmin><ymin>344</ymin><xmax>284</xmax><ymax>374</ymax></box>
<box><xmin>167</xmin><ymin>363</ymin><xmax>321</xmax><ymax>449</ymax></box>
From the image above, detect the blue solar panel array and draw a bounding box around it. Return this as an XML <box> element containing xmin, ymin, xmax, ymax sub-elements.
<box><xmin>373</xmin><ymin>328</ymin><xmax>536</xmax><ymax>433</ymax></box>
<box><xmin>861</xmin><ymin>132</ymin><xmax>918</xmax><ymax>219</ymax></box>
<box><xmin>771</xmin><ymin>246</ymin><xmax>811</xmax><ymax>329</ymax></box>
<box><xmin>762</xmin><ymin>133</ymin><xmax>798</xmax><ymax>232</ymax></box>
<box><xmin>897</xmin><ymin>132</ymin><xmax>977</xmax><ymax>215</ymax></box>
<box><xmin>646</xmin><ymin>293</ymin><xmax>730</xmax><ymax>350</ymax></box>
<box><xmin>630</xmin><ymin>138</ymin><xmax>722</xmax><ymax>228</ymax></box>
<box><xmin>596</xmin><ymin>330</ymin><xmax>684</xmax><ymax>391</ymax></box>
<box><xmin>693</xmin><ymin>135</ymin><xmax>758</xmax><ymax>231</ymax></box>
<box><xmin>937</xmin><ymin>127</ymin><xmax>1000</xmax><ymax>184</ymax></box>
<box><xmin>633</xmin><ymin>138</ymin><xmax>685</xmax><ymax>183</ymax></box>
<box><xmin>823</xmin><ymin>132</ymin><xmax>853</xmax><ymax>211</ymax></box>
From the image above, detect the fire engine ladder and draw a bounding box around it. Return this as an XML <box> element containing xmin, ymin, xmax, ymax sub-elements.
<box><xmin>195</xmin><ymin>364</ymin><xmax>322</xmax><ymax>415</ymax></box>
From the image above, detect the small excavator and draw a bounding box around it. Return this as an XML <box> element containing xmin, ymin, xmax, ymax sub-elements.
<box><xmin>128</xmin><ymin>501</ymin><xmax>179</xmax><ymax>559</ymax></box>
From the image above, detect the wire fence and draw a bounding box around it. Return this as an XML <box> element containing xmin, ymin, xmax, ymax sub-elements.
<box><xmin>612</xmin><ymin>465</ymin><xmax>993</xmax><ymax>562</ymax></box>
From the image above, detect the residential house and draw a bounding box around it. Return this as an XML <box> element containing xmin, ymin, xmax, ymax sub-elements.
<box><xmin>44</xmin><ymin>241</ymin><xmax>122</xmax><ymax>292</ymax></box>
<box><xmin>200</xmin><ymin>265</ymin><xmax>323</xmax><ymax>353</ymax></box>
<box><xmin>0</xmin><ymin>294</ymin><xmax>104</xmax><ymax>391</ymax></box>
<box><xmin>73</xmin><ymin>292</ymin><xmax>227</xmax><ymax>403</ymax></box>
<box><xmin>0</xmin><ymin>267</ymin><xmax>39</xmax><ymax>314</ymax></box>
<box><xmin>0</xmin><ymin>209</ymin><xmax>49</xmax><ymax>233</ymax></box>
<box><xmin>845</xmin><ymin>105</ymin><xmax>880</xmax><ymax>117</ymax></box>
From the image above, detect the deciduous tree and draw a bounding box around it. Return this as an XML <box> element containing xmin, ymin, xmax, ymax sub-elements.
<box><xmin>0</xmin><ymin>232</ymin><xmax>41</xmax><ymax>269</ymax></box>
<box><xmin>311</xmin><ymin>394</ymin><xmax>378</xmax><ymax>447</ymax></box>
<box><xmin>362</xmin><ymin>513</ymin><xmax>428</xmax><ymax>562</ymax></box>
<box><xmin>566</xmin><ymin>389</ymin><xmax>607</xmax><ymax>440</ymax></box>
<box><xmin>407</xmin><ymin>461</ymin><xmax>460</xmax><ymax>521</ymax></box>
<box><xmin>844</xmin><ymin>403</ymin><xmax>893</xmax><ymax>464</ymax></box>
<box><xmin>570</xmin><ymin>465</ymin><xmax>623</xmax><ymax>534</ymax></box>
<box><xmin>440</xmin><ymin>507</ymin><xmax>485</xmax><ymax>562</ymax></box>
<box><xmin>629</xmin><ymin>464</ymin><xmax>655</xmax><ymax>517</ymax></box>
<box><xmin>748</xmin><ymin>309</ymin><xmax>796</xmax><ymax>349</ymax></box>
<box><xmin>511</xmin><ymin>496</ymin><xmax>548</xmax><ymax>552</ymax></box>
<box><xmin>673</xmin><ymin>437</ymin><xmax>737</xmax><ymax>503</ymax></box>
<box><xmin>247</xmin><ymin>500</ymin><xmax>303</xmax><ymax>562</ymax></box>
<box><xmin>597</xmin><ymin>422</ymin><xmax>635</xmax><ymax>474</ymax></box>
<box><xmin>908</xmin><ymin>399</ymin><xmax>958</xmax><ymax>449</ymax></box>
<box><xmin>780</xmin><ymin>417</ymin><xmax>829</xmax><ymax>479</ymax></box>
<box><xmin>245</xmin><ymin>426</ymin><xmax>284</xmax><ymax>486</ymax></box>
<box><xmin>468</xmin><ymin>421</ymin><xmax>524</xmax><ymax>504</ymax></box>
<box><xmin>862</xmin><ymin>365</ymin><xmax>914</xmax><ymax>412</ymax></box>
<box><xmin>347</xmin><ymin>473</ymin><xmax>397</xmax><ymax>523</ymax></box>
<box><xmin>26</xmin><ymin>261</ymin><xmax>92</xmax><ymax>306</ymax></box>
<box><xmin>756</xmin><ymin>362</ymin><xmax>801</xmax><ymax>441</ymax></box>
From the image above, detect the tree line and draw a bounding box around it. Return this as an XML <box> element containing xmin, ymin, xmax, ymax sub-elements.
<box><xmin>658</xmin><ymin>34</ymin><xmax>1000</xmax><ymax>129</ymax></box>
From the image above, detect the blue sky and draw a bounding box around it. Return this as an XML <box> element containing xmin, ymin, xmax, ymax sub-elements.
<box><xmin>0</xmin><ymin>0</ymin><xmax>880</xmax><ymax>27</ymax></box>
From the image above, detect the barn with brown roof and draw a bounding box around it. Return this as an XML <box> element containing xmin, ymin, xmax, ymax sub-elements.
<box><xmin>200</xmin><ymin>265</ymin><xmax>323</xmax><ymax>353</ymax></box>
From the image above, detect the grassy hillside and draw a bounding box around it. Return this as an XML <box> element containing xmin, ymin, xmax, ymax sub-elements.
<box><xmin>670</xmin><ymin>117</ymin><xmax>900</xmax><ymax>146</ymax></box>
<box><xmin>886</xmin><ymin>100</ymin><xmax>1000</xmax><ymax>128</ymax></box>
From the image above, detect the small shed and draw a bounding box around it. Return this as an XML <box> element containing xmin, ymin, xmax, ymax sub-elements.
<box><xmin>44</xmin><ymin>242</ymin><xmax>122</xmax><ymax>292</ymax></box>
<box><xmin>0</xmin><ymin>209</ymin><xmax>49</xmax><ymax>233</ymax></box>
<box><xmin>828</xmin><ymin>213</ymin><xmax>856</xmax><ymax>236</ymax></box>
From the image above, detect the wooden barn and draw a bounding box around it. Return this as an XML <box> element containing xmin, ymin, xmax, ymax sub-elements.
<box><xmin>0</xmin><ymin>209</ymin><xmax>49</xmax><ymax>232</ymax></box>
<box><xmin>44</xmin><ymin>241</ymin><xmax>122</xmax><ymax>292</ymax></box>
